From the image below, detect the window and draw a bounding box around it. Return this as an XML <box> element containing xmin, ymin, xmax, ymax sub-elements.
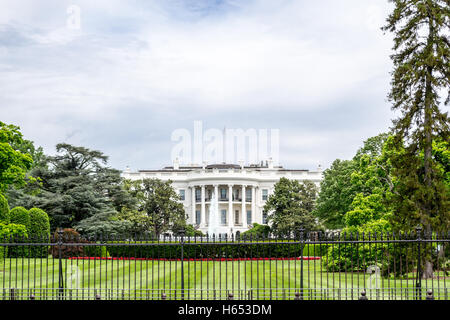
<box><xmin>246</xmin><ymin>189</ymin><xmax>252</xmax><ymax>201</ymax></box>
<box><xmin>196</xmin><ymin>210</ymin><xmax>201</xmax><ymax>225</ymax></box>
<box><xmin>247</xmin><ymin>210</ymin><xmax>252</xmax><ymax>225</ymax></box>
<box><xmin>195</xmin><ymin>189</ymin><xmax>201</xmax><ymax>202</ymax></box>
<box><xmin>179</xmin><ymin>189</ymin><xmax>185</xmax><ymax>201</ymax></box>
<box><xmin>220</xmin><ymin>188</ymin><xmax>227</xmax><ymax>200</ymax></box>
<box><xmin>262</xmin><ymin>189</ymin><xmax>268</xmax><ymax>201</ymax></box>
<box><xmin>221</xmin><ymin>209</ymin><xmax>227</xmax><ymax>225</ymax></box>
<box><xmin>234</xmin><ymin>190</ymin><xmax>240</xmax><ymax>201</ymax></box>
<box><xmin>235</xmin><ymin>210</ymin><xmax>240</xmax><ymax>225</ymax></box>
<box><xmin>262</xmin><ymin>210</ymin><xmax>268</xmax><ymax>224</ymax></box>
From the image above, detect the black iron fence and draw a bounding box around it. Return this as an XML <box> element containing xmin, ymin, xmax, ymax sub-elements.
<box><xmin>0</xmin><ymin>227</ymin><xmax>448</xmax><ymax>300</ymax></box>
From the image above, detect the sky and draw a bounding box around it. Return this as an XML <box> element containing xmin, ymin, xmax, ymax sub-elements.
<box><xmin>0</xmin><ymin>0</ymin><xmax>397</xmax><ymax>171</ymax></box>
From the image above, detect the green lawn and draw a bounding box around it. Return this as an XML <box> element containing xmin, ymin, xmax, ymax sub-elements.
<box><xmin>1</xmin><ymin>257</ymin><xmax>449</xmax><ymax>300</ymax></box>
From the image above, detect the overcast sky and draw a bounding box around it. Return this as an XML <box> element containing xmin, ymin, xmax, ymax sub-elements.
<box><xmin>0</xmin><ymin>0</ymin><xmax>396</xmax><ymax>171</ymax></box>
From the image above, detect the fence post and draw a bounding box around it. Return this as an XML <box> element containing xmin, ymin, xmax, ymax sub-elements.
<box><xmin>10</xmin><ymin>288</ymin><xmax>15</xmax><ymax>301</ymax></box>
<box><xmin>179</xmin><ymin>230</ymin><xmax>185</xmax><ymax>300</ymax></box>
<box><xmin>299</xmin><ymin>227</ymin><xmax>305</xmax><ymax>300</ymax></box>
<box><xmin>415</xmin><ymin>225</ymin><xmax>422</xmax><ymax>300</ymax></box>
<box><xmin>57</xmin><ymin>229</ymin><xmax>64</xmax><ymax>300</ymax></box>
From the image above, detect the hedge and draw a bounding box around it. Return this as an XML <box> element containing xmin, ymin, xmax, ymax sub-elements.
<box><xmin>0</xmin><ymin>222</ymin><xmax>28</xmax><ymax>259</ymax></box>
<box><xmin>0</xmin><ymin>194</ymin><xmax>10</xmax><ymax>224</ymax></box>
<box><xmin>103</xmin><ymin>241</ymin><xmax>330</xmax><ymax>259</ymax></box>
<box><xmin>27</xmin><ymin>208</ymin><xmax>50</xmax><ymax>257</ymax></box>
<box><xmin>49</xmin><ymin>228</ymin><xmax>107</xmax><ymax>259</ymax></box>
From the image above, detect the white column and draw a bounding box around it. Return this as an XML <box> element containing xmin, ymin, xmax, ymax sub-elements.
<box><xmin>228</xmin><ymin>184</ymin><xmax>233</xmax><ymax>229</ymax></box>
<box><xmin>242</xmin><ymin>184</ymin><xmax>246</xmax><ymax>227</ymax></box>
<box><xmin>251</xmin><ymin>185</ymin><xmax>256</xmax><ymax>226</ymax></box>
<box><xmin>191</xmin><ymin>186</ymin><xmax>196</xmax><ymax>225</ymax></box>
<box><xmin>214</xmin><ymin>184</ymin><xmax>219</xmax><ymax>225</ymax></box>
<box><xmin>201</xmin><ymin>185</ymin><xmax>206</xmax><ymax>227</ymax></box>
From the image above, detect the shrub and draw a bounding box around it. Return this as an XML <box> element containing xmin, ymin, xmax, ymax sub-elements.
<box><xmin>10</xmin><ymin>207</ymin><xmax>30</xmax><ymax>230</ymax></box>
<box><xmin>105</xmin><ymin>240</ymin><xmax>314</xmax><ymax>259</ymax></box>
<box><xmin>28</xmin><ymin>208</ymin><xmax>50</xmax><ymax>237</ymax></box>
<box><xmin>49</xmin><ymin>228</ymin><xmax>108</xmax><ymax>259</ymax></box>
<box><xmin>27</xmin><ymin>208</ymin><xmax>50</xmax><ymax>257</ymax></box>
<box><xmin>320</xmin><ymin>220</ymin><xmax>417</xmax><ymax>276</ymax></box>
<box><xmin>241</xmin><ymin>223</ymin><xmax>271</xmax><ymax>238</ymax></box>
<box><xmin>0</xmin><ymin>222</ymin><xmax>28</xmax><ymax>259</ymax></box>
<box><xmin>0</xmin><ymin>194</ymin><xmax>10</xmax><ymax>224</ymax></box>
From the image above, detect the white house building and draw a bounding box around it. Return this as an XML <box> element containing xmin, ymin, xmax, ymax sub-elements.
<box><xmin>122</xmin><ymin>159</ymin><xmax>323</xmax><ymax>235</ymax></box>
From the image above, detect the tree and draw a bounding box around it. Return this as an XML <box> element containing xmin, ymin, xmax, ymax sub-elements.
<box><xmin>314</xmin><ymin>134</ymin><xmax>391</xmax><ymax>229</ymax></box>
<box><xmin>382</xmin><ymin>0</ymin><xmax>449</xmax><ymax>236</ymax></box>
<box><xmin>0</xmin><ymin>122</ymin><xmax>34</xmax><ymax>193</ymax></box>
<box><xmin>313</xmin><ymin>160</ymin><xmax>358</xmax><ymax>229</ymax></box>
<box><xmin>122</xmin><ymin>178</ymin><xmax>187</xmax><ymax>237</ymax></box>
<box><xmin>385</xmin><ymin>137</ymin><xmax>449</xmax><ymax>231</ymax></box>
<box><xmin>8</xmin><ymin>143</ymin><xmax>134</xmax><ymax>232</ymax></box>
<box><xmin>0</xmin><ymin>193</ymin><xmax>9</xmax><ymax>224</ymax></box>
<box><xmin>264</xmin><ymin>178</ymin><xmax>321</xmax><ymax>236</ymax></box>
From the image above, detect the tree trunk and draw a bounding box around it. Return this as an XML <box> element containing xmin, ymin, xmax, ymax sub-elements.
<box><xmin>421</xmin><ymin>13</ymin><xmax>435</xmax><ymax>279</ymax></box>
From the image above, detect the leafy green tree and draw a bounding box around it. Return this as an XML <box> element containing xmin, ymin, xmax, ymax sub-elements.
<box><xmin>314</xmin><ymin>134</ymin><xmax>390</xmax><ymax>229</ymax></box>
<box><xmin>121</xmin><ymin>178</ymin><xmax>187</xmax><ymax>237</ymax></box>
<box><xmin>313</xmin><ymin>160</ymin><xmax>358</xmax><ymax>229</ymax></box>
<box><xmin>382</xmin><ymin>0</ymin><xmax>449</xmax><ymax>235</ymax></box>
<box><xmin>0</xmin><ymin>122</ymin><xmax>34</xmax><ymax>193</ymax></box>
<box><xmin>344</xmin><ymin>193</ymin><xmax>392</xmax><ymax>227</ymax></box>
<box><xmin>0</xmin><ymin>193</ymin><xmax>10</xmax><ymax>224</ymax></box>
<box><xmin>264</xmin><ymin>178</ymin><xmax>320</xmax><ymax>236</ymax></box>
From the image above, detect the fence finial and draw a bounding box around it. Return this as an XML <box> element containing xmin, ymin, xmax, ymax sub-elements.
<box><xmin>294</xmin><ymin>292</ymin><xmax>302</xmax><ymax>300</ymax></box>
<box><xmin>426</xmin><ymin>289</ymin><xmax>434</xmax><ymax>300</ymax></box>
<box><xmin>359</xmin><ymin>290</ymin><xmax>368</xmax><ymax>300</ymax></box>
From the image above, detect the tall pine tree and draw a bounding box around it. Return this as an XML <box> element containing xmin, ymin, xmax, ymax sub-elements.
<box><xmin>383</xmin><ymin>0</ymin><xmax>449</xmax><ymax>278</ymax></box>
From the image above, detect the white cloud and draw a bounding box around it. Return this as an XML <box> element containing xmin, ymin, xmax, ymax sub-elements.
<box><xmin>0</xmin><ymin>0</ymin><xmax>396</xmax><ymax>171</ymax></box>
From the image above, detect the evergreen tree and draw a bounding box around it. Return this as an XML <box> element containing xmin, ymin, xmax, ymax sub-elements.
<box><xmin>8</xmin><ymin>143</ymin><xmax>134</xmax><ymax>232</ymax></box>
<box><xmin>382</xmin><ymin>0</ymin><xmax>449</xmax><ymax>228</ymax></box>
<box><xmin>382</xmin><ymin>0</ymin><xmax>449</xmax><ymax>278</ymax></box>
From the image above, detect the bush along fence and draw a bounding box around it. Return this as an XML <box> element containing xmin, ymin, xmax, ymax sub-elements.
<box><xmin>0</xmin><ymin>227</ymin><xmax>448</xmax><ymax>300</ymax></box>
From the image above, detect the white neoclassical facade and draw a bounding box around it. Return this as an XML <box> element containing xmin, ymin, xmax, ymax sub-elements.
<box><xmin>122</xmin><ymin>159</ymin><xmax>323</xmax><ymax>235</ymax></box>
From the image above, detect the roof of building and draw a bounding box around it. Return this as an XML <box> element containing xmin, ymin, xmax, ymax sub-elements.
<box><xmin>135</xmin><ymin>163</ymin><xmax>312</xmax><ymax>173</ymax></box>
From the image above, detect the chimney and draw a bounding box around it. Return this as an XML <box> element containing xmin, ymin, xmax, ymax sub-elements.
<box><xmin>173</xmin><ymin>158</ymin><xmax>179</xmax><ymax>170</ymax></box>
<box><xmin>268</xmin><ymin>157</ymin><xmax>274</xmax><ymax>169</ymax></box>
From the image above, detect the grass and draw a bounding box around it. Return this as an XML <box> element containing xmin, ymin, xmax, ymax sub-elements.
<box><xmin>1</xmin><ymin>257</ymin><xmax>449</xmax><ymax>300</ymax></box>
